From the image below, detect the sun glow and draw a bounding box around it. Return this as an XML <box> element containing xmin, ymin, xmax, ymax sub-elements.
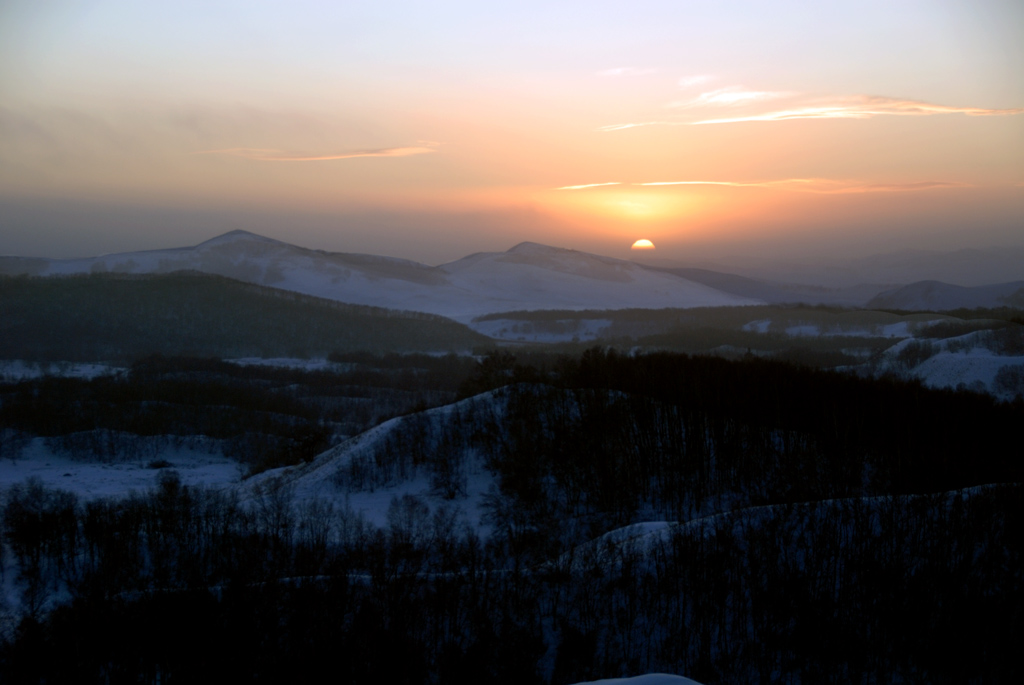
<box><xmin>631</xmin><ymin>239</ymin><xmax>655</xmax><ymax>250</ymax></box>
<box><xmin>543</xmin><ymin>187</ymin><xmax>695</xmax><ymax>223</ymax></box>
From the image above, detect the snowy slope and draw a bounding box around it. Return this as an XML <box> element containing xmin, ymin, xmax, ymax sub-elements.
<box><xmin>870</xmin><ymin>333</ymin><xmax>1024</xmax><ymax>399</ymax></box>
<box><xmin>441</xmin><ymin>242</ymin><xmax>756</xmax><ymax>316</ymax></box>
<box><xmin>238</xmin><ymin>388</ymin><xmax>509</xmax><ymax>534</ymax></box>
<box><xmin>3</xmin><ymin>231</ymin><xmax>760</xmax><ymax>324</ymax></box>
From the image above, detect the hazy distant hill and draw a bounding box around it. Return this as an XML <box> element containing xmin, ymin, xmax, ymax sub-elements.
<box><xmin>866</xmin><ymin>280</ymin><xmax>1024</xmax><ymax>311</ymax></box>
<box><xmin>0</xmin><ymin>272</ymin><xmax>489</xmax><ymax>360</ymax></box>
<box><xmin>645</xmin><ymin>266</ymin><xmax>889</xmax><ymax>306</ymax></box>
<box><xmin>0</xmin><ymin>230</ymin><xmax>759</xmax><ymax>323</ymax></box>
<box><xmin>689</xmin><ymin>246</ymin><xmax>1024</xmax><ymax>289</ymax></box>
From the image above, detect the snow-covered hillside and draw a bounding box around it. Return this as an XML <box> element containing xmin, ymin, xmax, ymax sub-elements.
<box><xmin>1</xmin><ymin>230</ymin><xmax>759</xmax><ymax>325</ymax></box>
<box><xmin>869</xmin><ymin>331</ymin><xmax>1024</xmax><ymax>399</ymax></box>
<box><xmin>239</xmin><ymin>388</ymin><xmax>510</xmax><ymax>535</ymax></box>
<box><xmin>440</xmin><ymin>242</ymin><xmax>755</xmax><ymax>316</ymax></box>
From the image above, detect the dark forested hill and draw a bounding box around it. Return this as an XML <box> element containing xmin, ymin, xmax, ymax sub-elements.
<box><xmin>1</xmin><ymin>348</ymin><xmax>1022</xmax><ymax>683</ymax></box>
<box><xmin>0</xmin><ymin>272</ymin><xmax>490</xmax><ymax>360</ymax></box>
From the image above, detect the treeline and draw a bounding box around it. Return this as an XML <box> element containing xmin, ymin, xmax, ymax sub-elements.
<box><xmin>472</xmin><ymin>305</ymin><xmax>965</xmax><ymax>366</ymax></box>
<box><xmin>0</xmin><ymin>355</ymin><xmax>479</xmax><ymax>471</ymax></box>
<box><xmin>898</xmin><ymin>305</ymin><xmax>1024</xmax><ymax>324</ymax></box>
<box><xmin>0</xmin><ymin>475</ymin><xmax>539</xmax><ymax>684</ymax></box>
<box><xmin>332</xmin><ymin>355</ymin><xmax>1021</xmax><ymax>565</ymax></box>
<box><xmin>0</xmin><ymin>477</ymin><xmax>1019</xmax><ymax>683</ymax></box>
<box><xmin>553</xmin><ymin>349</ymin><xmax>1022</xmax><ymax>493</ymax></box>
<box><xmin>0</xmin><ymin>272</ymin><xmax>488</xmax><ymax>360</ymax></box>
<box><xmin>455</xmin><ymin>349</ymin><xmax>1022</xmax><ymax>497</ymax></box>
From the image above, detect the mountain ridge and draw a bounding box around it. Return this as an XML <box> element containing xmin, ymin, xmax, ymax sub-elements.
<box><xmin>0</xmin><ymin>231</ymin><xmax>760</xmax><ymax>323</ymax></box>
<box><xmin>5</xmin><ymin>231</ymin><xmax>1023</xmax><ymax>320</ymax></box>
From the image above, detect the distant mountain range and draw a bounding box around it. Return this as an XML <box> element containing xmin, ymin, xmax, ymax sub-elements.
<box><xmin>2</xmin><ymin>230</ymin><xmax>1023</xmax><ymax>317</ymax></box>
<box><xmin>0</xmin><ymin>230</ymin><xmax>756</xmax><ymax>320</ymax></box>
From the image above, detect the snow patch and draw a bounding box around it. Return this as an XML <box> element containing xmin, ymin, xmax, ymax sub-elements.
<box><xmin>471</xmin><ymin>318</ymin><xmax>613</xmax><ymax>342</ymax></box>
<box><xmin>0</xmin><ymin>439</ymin><xmax>241</xmax><ymax>499</ymax></box>
<box><xmin>742</xmin><ymin>319</ymin><xmax>771</xmax><ymax>333</ymax></box>
<box><xmin>0</xmin><ymin>360</ymin><xmax>122</xmax><ymax>381</ymax></box>
<box><xmin>572</xmin><ymin>674</ymin><xmax>703</xmax><ymax>685</ymax></box>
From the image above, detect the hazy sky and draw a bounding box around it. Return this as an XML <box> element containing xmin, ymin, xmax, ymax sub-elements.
<box><xmin>1</xmin><ymin>0</ymin><xmax>1022</xmax><ymax>264</ymax></box>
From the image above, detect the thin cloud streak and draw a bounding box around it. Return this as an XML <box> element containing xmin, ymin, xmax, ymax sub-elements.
<box><xmin>693</xmin><ymin>96</ymin><xmax>1024</xmax><ymax>125</ymax></box>
<box><xmin>602</xmin><ymin>93</ymin><xmax>1024</xmax><ymax>130</ymax></box>
<box><xmin>193</xmin><ymin>145</ymin><xmax>438</xmax><ymax>161</ymax></box>
<box><xmin>639</xmin><ymin>180</ymin><xmax>776</xmax><ymax>187</ymax></box>
<box><xmin>640</xmin><ymin>179</ymin><xmax>973</xmax><ymax>193</ymax></box>
<box><xmin>558</xmin><ymin>179</ymin><xmax>971</xmax><ymax>193</ymax></box>
<box><xmin>556</xmin><ymin>182</ymin><xmax>622</xmax><ymax>190</ymax></box>
<box><xmin>596</xmin><ymin>122</ymin><xmax>674</xmax><ymax>131</ymax></box>
<box><xmin>671</xmin><ymin>86</ymin><xmax>791</xmax><ymax>109</ymax></box>
<box><xmin>838</xmin><ymin>180</ymin><xmax>972</xmax><ymax>193</ymax></box>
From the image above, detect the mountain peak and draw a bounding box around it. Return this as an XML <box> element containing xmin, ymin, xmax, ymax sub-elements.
<box><xmin>506</xmin><ymin>241</ymin><xmax>573</xmax><ymax>255</ymax></box>
<box><xmin>196</xmin><ymin>230</ymin><xmax>286</xmax><ymax>248</ymax></box>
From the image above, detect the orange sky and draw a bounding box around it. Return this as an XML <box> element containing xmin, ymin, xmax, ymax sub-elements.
<box><xmin>1</xmin><ymin>1</ymin><xmax>1022</xmax><ymax>263</ymax></box>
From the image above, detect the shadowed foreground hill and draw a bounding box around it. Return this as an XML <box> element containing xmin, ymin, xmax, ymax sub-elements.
<box><xmin>0</xmin><ymin>272</ymin><xmax>490</xmax><ymax>360</ymax></box>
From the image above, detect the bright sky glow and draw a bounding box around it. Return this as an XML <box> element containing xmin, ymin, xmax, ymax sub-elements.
<box><xmin>0</xmin><ymin>0</ymin><xmax>1021</xmax><ymax>262</ymax></box>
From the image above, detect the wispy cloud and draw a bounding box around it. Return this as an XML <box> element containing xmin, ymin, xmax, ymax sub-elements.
<box><xmin>639</xmin><ymin>180</ymin><xmax>783</xmax><ymax>188</ymax></box>
<box><xmin>557</xmin><ymin>179</ymin><xmax>971</xmax><ymax>193</ymax></box>
<box><xmin>818</xmin><ymin>180</ymin><xmax>972</xmax><ymax>194</ymax></box>
<box><xmin>597</xmin><ymin>67</ymin><xmax>657</xmax><ymax>77</ymax></box>
<box><xmin>556</xmin><ymin>182</ymin><xmax>622</xmax><ymax>190</ymax></box>
<box><xmin>671</xmin><ymin>86</ymin><xmax>791</xmax><ymax>109</ymax></box>
<box><xmin>692</xmin><ymin>95</ymin><xmax>1024</xmax><ymax>125</ymax></box>
<box><xmin>596</xmin><ymin>121</ymin><xmax>677</xmax><ymax>132</ymax></box>
<box><xmin>601</xmin><ymin>89</ymin><xmax>1024</xmax><ymax>130</ymax></box>
<box><xmin>193</xmin><ymin>144</ymin><xmax>438</xmax><ymax>161</ymax></box>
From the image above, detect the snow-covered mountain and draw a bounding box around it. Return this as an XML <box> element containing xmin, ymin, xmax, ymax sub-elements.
<box><xmin>0</xmin><ymin>230</ymin><xmax>759</xmax><ymax>323</ymax></box>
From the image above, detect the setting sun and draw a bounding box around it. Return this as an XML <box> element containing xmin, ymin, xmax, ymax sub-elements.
<box><xmin>631</xmin><ymin>239</ymin><xmax>656</xmax><ymax>250</ymax></box>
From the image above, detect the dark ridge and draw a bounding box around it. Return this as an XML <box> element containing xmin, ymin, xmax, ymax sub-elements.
<box><xmin>0</xmin><ymin>271</ymin><xmax>490</xmax><ymax>361</ymax></box>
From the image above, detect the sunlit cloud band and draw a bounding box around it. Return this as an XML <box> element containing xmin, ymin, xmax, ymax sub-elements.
<box><xmin>556</xmin><ymin>179</ymin><xmax>971</xmax><ymax>193</ymax></box>
<box><xmin>693</xmin><ymin>96</ymin><xmax>1024</xmax><ymax>125</ymax></box>
<box><xmin>194</xmin><ymin>145</ymin><xmax>438</xmax><ymax>161</ymax></box>
<box><xmin>602</xmin><ymin>93</ymin><xmax>1024</xmax><ymax>130</ymax></box>
<box><xmin>556</xmin><ymin>182</ymin><xmax>622</xmax><ymax>190</ymax></box>
<box><xmin>671</xmin><ymin>86</ymin><xmax>792</xmax><ymax>109</ymax></box>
